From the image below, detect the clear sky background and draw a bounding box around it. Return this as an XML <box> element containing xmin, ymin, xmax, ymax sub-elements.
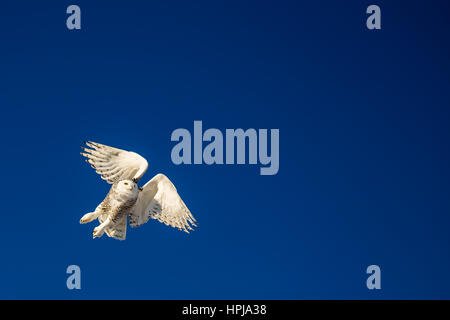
<box><xmin>0</xmin><ymin>0</ymin><xmax>450</xmax><ymax>299</ymax></box>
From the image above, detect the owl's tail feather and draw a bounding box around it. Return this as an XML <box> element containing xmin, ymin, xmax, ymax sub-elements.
<box><xmin>98</xmin><ymin>214</ymin><xmax>127</xmax><ymax>240</ymax></box>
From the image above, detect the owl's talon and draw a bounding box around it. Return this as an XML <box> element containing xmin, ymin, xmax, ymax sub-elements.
<box><xmin>93</xmin><ymin>227</ymin><xmax>104</xmax><ymax>239</ymax></box>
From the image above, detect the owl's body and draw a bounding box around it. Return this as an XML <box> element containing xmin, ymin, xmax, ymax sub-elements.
<box><xmin>98</xmin><ymin>180</ymin><xmax>139</xmax><ymax>224</ymax></box>
<box><xmin>81</xmin><ymin>179</ymin><xmax>140</xmax><ymax>239</ymax></box>
<box><xmin>79</xmin><ymin>141</ymin><xmax>197</xmax><ymax>240</ymax></box>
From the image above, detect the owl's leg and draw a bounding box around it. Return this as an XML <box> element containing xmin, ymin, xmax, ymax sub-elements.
<box><xmin>80</xmin><ymin>207</ymin><xmax>103</xmax><ymax>224</ymax></box>
<box><xmin>93</xmin><ymin>217</ymin><xmax>112</xmax><ymax>239</ymax></box>
<box><xmin>80</xmin><ymin>212</ymin><xmax>100</xmax><ymax>224</ymax></box>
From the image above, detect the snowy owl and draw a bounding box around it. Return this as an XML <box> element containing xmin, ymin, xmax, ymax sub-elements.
<box><xmin>79</xmin><ymin>141</ymin><xmax>197</xmax><ymax>240</ymax></box>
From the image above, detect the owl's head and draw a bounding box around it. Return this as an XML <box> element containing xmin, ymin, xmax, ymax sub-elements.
<box><xmin>115</xmin><ymin>179</ymin><xmax>139</xmax><ymax>198</ymax></box>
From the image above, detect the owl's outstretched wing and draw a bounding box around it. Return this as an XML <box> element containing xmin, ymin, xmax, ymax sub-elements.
<box><xmin>129</xmin><ymin>174</ymin><xmax>197</xmax><ymax>233</ymax></box>
<box><xmin>81</xmin><ymin>141</ymin><xmax>148</xmax><ymax>184</ymax></box>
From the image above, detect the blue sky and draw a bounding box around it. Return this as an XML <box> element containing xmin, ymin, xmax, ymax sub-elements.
<box><xmin>0</xmin><ymin>0</ymin><xmax>450</xmax><ymax>299</ymax></box>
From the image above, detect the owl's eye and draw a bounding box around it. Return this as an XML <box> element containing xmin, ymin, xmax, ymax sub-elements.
<box><xmin>124</xmin><ymin>182</ymin><xmax>129</xmax><ymax>186</ymax></box>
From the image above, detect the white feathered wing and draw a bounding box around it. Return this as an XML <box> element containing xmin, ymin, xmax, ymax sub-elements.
<box><xmin>130</xmin><ymin>174</ymin><xmax>197</xmax><ymax>233</ymax></box>
<box><xmin>81</xmin><ymin>141</ymin><xmax>148</xmax><ymax>183</ymax></box>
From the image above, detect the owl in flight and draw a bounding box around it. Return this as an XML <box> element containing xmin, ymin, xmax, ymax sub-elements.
<box><xmin>80</xmin><ymin>141</ymin><xmax>197</xmax><ymax>240</ymax></box>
